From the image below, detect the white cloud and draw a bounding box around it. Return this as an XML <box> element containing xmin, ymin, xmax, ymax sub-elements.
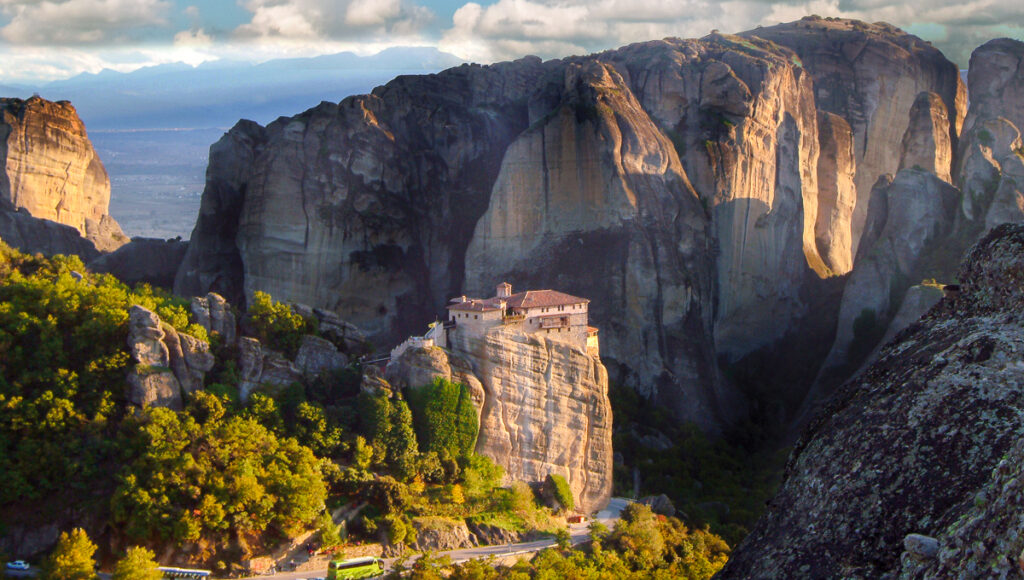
<box><xmin>234</xmin><ymin>0</ymin><xmax>433</xmax><ymax>42</ymax></box>
<box><xmin>0</xmin><ymin>0</ymin><xmax>171</xmax><ymax>45</ymax></box>
<box><xmin>438</xmin><ymin>0</ymin><xmax>1023</xmax><ymax>67</ymax></box>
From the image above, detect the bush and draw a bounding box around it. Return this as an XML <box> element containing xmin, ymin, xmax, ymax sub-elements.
<box><xmin>246</xmin><ymin>291</ymin><xmax>314</xmax><ymax>358</ymax></box>
<box><xmin>545</xmin><ymin>474</ymin><xmax>574</xmax><ymax>512</ymax></box>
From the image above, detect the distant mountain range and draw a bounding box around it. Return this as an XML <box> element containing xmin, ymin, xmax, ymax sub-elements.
<box><xmin>13</xmin><ymin>47</ymin><xmax>463</xmax><ymax>130</ymax></box>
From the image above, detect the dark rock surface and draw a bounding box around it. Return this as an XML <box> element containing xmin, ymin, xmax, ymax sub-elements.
<box><xmin>720</xmin><ymin>223</ymin><xmax>1024</xmax><ymax>578</ymax></box>
<box><xmin>88</xmin><ymin>237</ymin><xmax>188</xmax><ymax>288</ymax></box>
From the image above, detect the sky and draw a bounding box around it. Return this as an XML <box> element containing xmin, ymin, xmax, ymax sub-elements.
<box><xmin>0</xmin><ymin>0</ymin><xmax>1021</xmax><ymax>84</ymax></box>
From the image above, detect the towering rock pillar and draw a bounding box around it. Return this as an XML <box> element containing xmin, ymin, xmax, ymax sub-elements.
<box><xmin>0</xmin><ymin>96</ymin><xmax>125</xmax><ymax>252</ymax></box>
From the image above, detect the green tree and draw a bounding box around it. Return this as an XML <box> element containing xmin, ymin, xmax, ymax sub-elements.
<box><xmin>246</xmin><ymin>291</ymin><xmax>313</xmax><ymax>358</ymax></box>
<box><xmin>407</xmin><ymin>378</ymin><xmax>478</xmax><ymax>459</ymax></box>
<box><xmin>112</xmin><ymin>546</ymin><xmax>162</xmax><ymax>580</ymax></box>
<box><xmin>554</xmin><ymin>528</ymin><xmax>571</xmax><ymax>551</ymax></box>
<box><xmin>41</xmin><ymin>528</ymin><xmax>96</xmax><ymax>580</ymax></box>
<box><xmin>609</xmin><ymin>503</ymin><xmax>665</xmax><ymax>570</ymax></box>
<box><xmin>385</xmin><ymin>399</ymin><xmax>418</xmax><ymax>479</ymax></box>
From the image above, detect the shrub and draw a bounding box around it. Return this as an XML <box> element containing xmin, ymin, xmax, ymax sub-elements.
<box><xmin>545</xmin><ymin>474</ymin><xmax>574</xmax><ymax>512</ymax></box>
<box><xmin>246</xmin><ymin>291</ymin><xmax>314</xmax><ymax>358</ymax></box>
<box><xmin>112</xmin><ymin>546</ymin><xmax>162</xmax><ymax>580</ymax></box>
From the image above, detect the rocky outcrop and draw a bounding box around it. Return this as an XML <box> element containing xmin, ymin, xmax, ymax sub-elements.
<box><xmin>815</xmin><ymin>111</ymin><xmax>856</xmax><ymax>274</ymax></box>
<box><xmin>176</xmin><ymin>18</ymin><xmax>973</xmax><ymax>430</ymax></box>
<box><xmin>814</xmin><ymin>169</ymin><xmax>960</xmax><ymax>387</ymax></box>
<box><xmin>955</xmin><ymin>39</ymin><xmax>1024</xmax><ymax>231</ymax></box>
<box><xmin>0</xmin><ymin>96</ymin><xmax>126</xmax><ymax>252</ymax></box>
<box><xmin>387</xmin><ymin>324</ymin><xmax>613</xmax><ymax>513</ymax></box>
<box><xmin>125</xmin><ymin>305</ymin><xmax>213</xmax><ymax>409</ymax></box>
<box><xmin>191</xmin><ymin>292</ymin><xmax>237</xmax><ymax>344</ymax></box>
<box><xmin>294</xmin><ymin>335</ymin><xmax>348</xmax><ymax>378</ymax></box>
<box><xmin>411</xmin><ymin>517</ymin><xmax>477</xmax><ymax>552</ymax></box>
<box><xmin>88</xmin><ymin>238</ymin><xmax>188</xmax><ymax>288</ymax></box>
<box><xmin>0</xmin><ymin>206</ymin><xmax>100</xmax><ymax>260</ymax></box>
<box><xmin>899</xmin><ymin>91</ymin><xmax>953</xmax><ymax>182</ymax></box>
<box><xmin>743</xmin><ymin>16</ymin><xmax>965</xmax><ymax>253</ymax></box>
<box><xmin>720</xmin><ymin>223</ymin><xmax>1024</xmax><ymax>578</ymax></box>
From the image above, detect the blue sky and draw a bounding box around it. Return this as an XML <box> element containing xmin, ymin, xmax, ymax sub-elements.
<box><xmin>0</xmin><ymin>0</ymin><xmax>1021</xmax><ymax>83</ymax></box>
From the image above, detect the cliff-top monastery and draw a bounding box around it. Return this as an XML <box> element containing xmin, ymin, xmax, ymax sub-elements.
<box><xmin>391</xmin><ymin>282</ymin><xmax>600</xmax><ymax>360</ymax></box>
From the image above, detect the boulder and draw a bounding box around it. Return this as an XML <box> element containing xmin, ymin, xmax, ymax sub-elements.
<box><xmin>412</xmin><ymin>518</ymin><xmax>477</xmax><ymax>552</ymax></box>
<box><xmin>127</xmin><ymin>305</ymin><xmax>169</xmax><ymax>367</ymax></box>
<box><xmin>294</xmin><ymin>334</ymin><xmax>348</xmax><ymax>377</ymax></box>
<box><xmin>127</xmin><ymin>369</ymin><xmax>182</xmax><ymax>410</ymax></box>
<box><xmin>902</xmin><ymin>534</ymin><xmax>939</xmax><ymax>560</ymax></box>
<box><xmin>640</xmin><ymin>494</ymin><xmax>677</xmax><ymax>517</ymax></box>
<box><xmin>237</xmin><ymin>337</ymin><xmax>264</xmax><ymax>401</ymax></box>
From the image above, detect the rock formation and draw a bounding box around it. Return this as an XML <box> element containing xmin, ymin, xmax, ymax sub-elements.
<box><xmin>174</xmin><ymin>18</ymin><xmax>975</xmax><ymax>430</ymax></box>
<box><xmin>899</xmin><ymin>91</ymin><xmax>953</xmax><ymax>182</ymax></box>
<box><xmin>955</xmin><ymin>39</ymin><xmax>1024</xmax><ymax>230</ymax></box>
<box><xmin>813</xmin><ymin>169</ymin><xmax>959</xmax><ymax>388</ymax></box>
<box><xmin>743</xmin><ymin>17</ymin><xmax>964</xmax><ymax>254</ymax></box>
<box><xmin>386</xmin><ymin>324</ymin><xmax>613</xmax><ymax>514</ymax></box>
<box><xmin>125</xmin><ymin>305</ymin><xmax>213</xmax><ymax>409</ymax></box>
<box><xmin>719</xmin><ymin>223</ymin><xmax>1024</xmax><ymax>578</ymax></box>
<box><xmin>0</xmin><ymin>207</ymin><xmax>100</xmax><ymax>260</ymax></box>
<box><xmin>0</xmin><ymin>96</ymin><xmax>126</xmax><ymax>252</ymax></box>
<box><xmin>815</xmin><ymin>111</ymin><xmax>856</xmax><ymax>274</ymax></box>
<box><xmin>88</xmin><ymin>238</ymin><xmax>189</xmax><ymax>288</ymax></box>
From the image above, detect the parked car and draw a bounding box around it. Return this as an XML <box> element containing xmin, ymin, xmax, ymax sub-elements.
<box><xmin>6</xmin><ymin>561</ymin><xmax>30</xmax><ymax>571</ymax></box>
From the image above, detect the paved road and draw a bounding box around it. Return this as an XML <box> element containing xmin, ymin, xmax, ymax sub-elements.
<box><xmin>1</xmin><ymin>498</ymin><xmax>632</xmax><ymax>580</ymax></box>
<box><xmin>240</xmin><ymin>497</ymin><xmax>631</xmax><ymax>579</ymax></box>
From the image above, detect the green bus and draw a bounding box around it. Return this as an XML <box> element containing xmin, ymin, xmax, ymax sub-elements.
<box><xmin>326</xmin><ymin>557</ymin><xmax>384</xmax><ymax>579</ymax></box>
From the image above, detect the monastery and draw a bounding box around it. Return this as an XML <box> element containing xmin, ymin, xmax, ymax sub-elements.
<box><xmin>391</xmin><ymin>282</ymin><xmax>600</xmax><ymax>360</ymax></box>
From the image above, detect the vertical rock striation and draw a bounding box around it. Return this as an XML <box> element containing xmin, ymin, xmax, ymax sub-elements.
<box><xmin>815</xmin><ymin>111</ymin><xmax>857</xmax><ymax>274</ymax></box>
<box><xmin>0</xmin><ymin>96</ymin><xmax>125</xmax><ymax>252</ymax></box>
<box><xmin>387</xmin><ymin>325</ymin><xmax>613</xmax><ymax>514</ymax></box>
<box><xmin>743</xmin><ymin>17</ymin><xmax>965</xmax><ymax>254</ymax></box>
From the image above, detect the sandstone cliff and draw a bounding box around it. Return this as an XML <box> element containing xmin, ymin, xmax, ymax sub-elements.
<box><xmin>719</xmin><ymin>223</ymin><xmax>1024</xmax><ymax>578</ymax></box>
<box><xmin>0</xmin><ymin>96</ymin><xmax>125</xmax><ymax>252</ymax></box>
<box><xmin>955</xmin><ymin>38</ymin><xmax>1024</xmax><ymax>230</ymax></box>
<box><xmin>386</xmin><ymin>326</ymin><xmax>613</xmax><ymax>514</ymax></box>
<box><xmin>743</xmin><ymin>17</ymin><xmax>965</xmax><ymax>254</ymax></box>
<box><xmin>176</xmin><ymin>18</ymin><xmax>972</xmax><ymax>431</ymax></box>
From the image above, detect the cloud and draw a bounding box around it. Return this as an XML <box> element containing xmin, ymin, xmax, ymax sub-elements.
<box><xmin>0</xmin><ymin>0</ymin><xmax>171</xmax><ymax>45</ymax></box>
<box><xmin>438</xmin><ymin>0</ymin><xmax>1023</xmax><ymax>67</ymax></box>
<box><xmin>234</xmin><ymin>0</ymin><xmax>434</xmax><ymax>42</ymax></box>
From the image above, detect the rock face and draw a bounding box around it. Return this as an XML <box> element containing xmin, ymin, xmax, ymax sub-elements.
<box><xmin>719</xmin><ymin>223</ymin><xmax>1024</xmax><ymax>578</ymax></box>
<box><xmin>0</xmin><ymin>96</ymin><xmax>125</xmax><ymax>252</ymax></box>
<box><xmin>387</xmin><ymin>324</ymin><xmax>613</xmax><ymax>514</ymax></box>
<box><xmin>743</xmin><ymin>16</ymin><xmax>964</xmax><ymax>254</ymax></box>
<box><xmin>815</xmin><ymin>169</ymin><xmax>959</xmax><ymax>386</ymax></box>
<box><xmin>175</xmin><ymin>18</ymin><xmax>971</xmax><ymax>430</ymax></box>
<box><xmin>815</xmin><ymin>112</ymin><xmax>857</xmax><ymax>274</ymax></box>
<box><xmin>899</xmin><ymin>91</ymin><xmax>953</xmax><ymax>182</ymax></box>
<box><xmin>955</xmin><ymin>39</ymin><xmax>1024</xmax><ymax>230</ymax></box>
<box><xmin>88</xmin><ymin>238</ymin><xmax>188</xmax><ymax>288</ymax></box>
<box><xmin>0</xmin><ymin>206</ymin><xmax>100</xmax><ymax>260</ymax></box>
<box><xmin>125</xmin><ymin>305</ymin><xmax>213</xmax><ymax>409</ymax></box>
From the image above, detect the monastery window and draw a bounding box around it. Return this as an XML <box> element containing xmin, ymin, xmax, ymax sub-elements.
<box><xmin>474</xmin><ymin>314</ymin><xmax>478</xmax><ymax>319</ymax></box>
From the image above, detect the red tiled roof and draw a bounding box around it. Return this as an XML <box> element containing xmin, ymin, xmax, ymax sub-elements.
<box><xmin>447</xmin><ymin>299</ymin><xmax>503</xmax><ymax>312</ymax></box>
<box><xmin>447</xmin><ymin>289</ymin><xmax>588</xmax><ymax>312</ymax></box>
<box><xmin>505</xmin><ymin>289</ymin><xmax>588</xmax><ymax>309</ymax></box>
